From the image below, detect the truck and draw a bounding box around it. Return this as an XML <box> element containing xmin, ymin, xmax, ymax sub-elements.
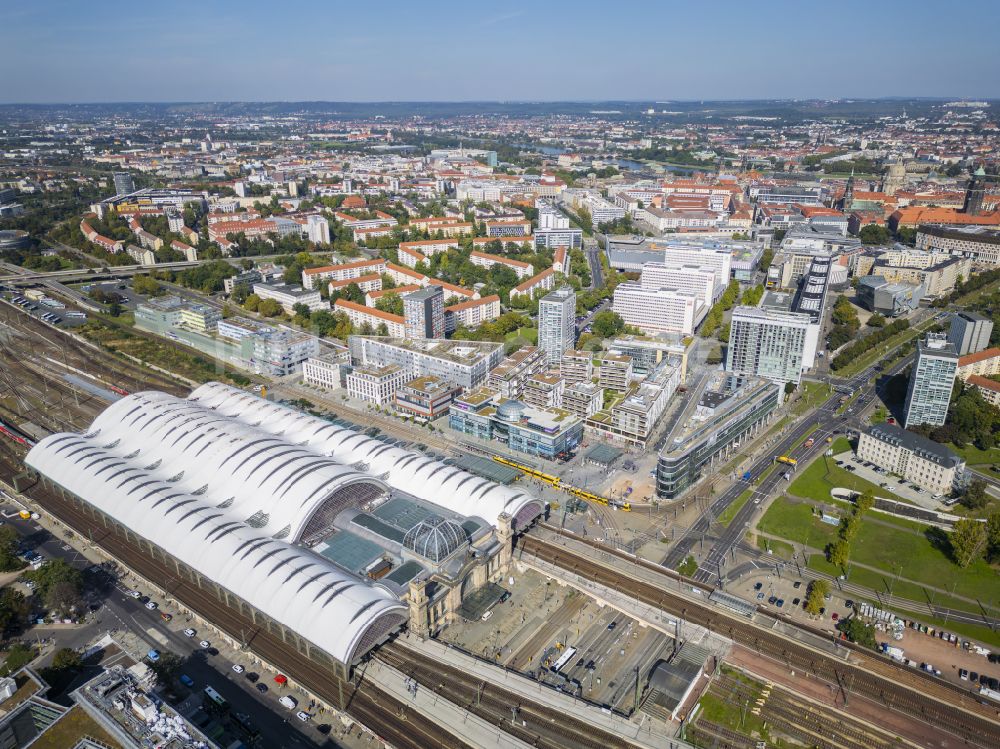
<box><xmin>279</xmin><ymin>695</ymin><xmax>298</xmax><ymax>710</ymax></box>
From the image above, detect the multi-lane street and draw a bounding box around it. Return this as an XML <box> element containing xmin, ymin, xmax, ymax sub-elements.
<box><xmin>663</xmin><ymin>353</ymin><xmax>914</xmax><ymax>583</ymax></box>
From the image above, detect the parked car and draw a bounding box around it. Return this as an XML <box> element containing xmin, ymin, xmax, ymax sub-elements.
<box><xmin>232</xmin><ymin>664</ymin><xmax>245</xmax><ymax>674</ymax></box>
<box><xmin>144</xmin><ymin>601</ymin><xmax>158</xmax><ymax>610</ymax></box>
<box><xmin>296</xmin><ymin>711</ymin><xmax>311</xmax><ymax>722</ymax></box>
<box><xmin>183</xmin><ymin>628</ymin><xmax>196</xmax><ymax>637</ymax></box>
<box><xmin>199</xmin><ymin>640</ymin><xmax>211</xmax><ymax>649</ymax></box>
<box><xmin>256</xmin><ymin>683</ymin><xmax>268</xmax><ymax>693</ymax></box>
<box><xmin>179</xmin><ymin>674</ymin><xmax>194</xmax><ymax>687</ymax></box>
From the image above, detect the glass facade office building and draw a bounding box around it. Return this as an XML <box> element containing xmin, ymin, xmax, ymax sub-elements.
<box><xmin>656</xmin><ymin>375</ymin><xmax>780</xmax><ymax>499</ymax></box>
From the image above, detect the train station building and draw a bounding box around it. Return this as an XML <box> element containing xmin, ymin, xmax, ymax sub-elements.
<box><xmin>25</xmin><ymin>383</ymin><xmax>545</xmax><ymax>677</ymax></box>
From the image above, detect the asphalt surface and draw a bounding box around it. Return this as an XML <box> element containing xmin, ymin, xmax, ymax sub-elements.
<box><xmin>662</xmin><ymin>353</ymin><xmax>914</xmax><ymax>583</ymax></box>
<box><xmin>1</xmin><ymin>510</ymin><xmax>336</xmax><ymax>749</ymax></box>
<box><xmin>584</xmin><ymin>239</ymin><xmax>603</xmax><ymax>289</ymax></box>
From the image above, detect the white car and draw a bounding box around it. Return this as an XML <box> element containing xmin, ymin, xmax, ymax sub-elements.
<box><xmin>232</xmin><ymin>664</ymin><xmax>245</xmax><ymax>674</ymax></box>
<box><xmin>296</xmin><ymin>711</ymin><xmax>311</xmax><ymax>722</ymax></box>
<box><xmin>145</xmin><ymin>601</ymin><xmax>158</xmax><ymax>610</ymax></box>
<box><xmin>128</xmin><ymin>590</ymin><xmax>141</xmax><ymax>599</ymax></box>
<box><xmin>183</xmin><ymin>628</ymin><xmax>196</xmax><ymax>638</ymax></box>
<box><xmin>199</xmin><ymin>640</ymin><xmax>211</xmax><ymax>649</ymax></box>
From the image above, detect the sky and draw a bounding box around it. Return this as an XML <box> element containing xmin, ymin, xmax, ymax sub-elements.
<box><xmin>3</xmin><ymin>0</ymin><xmax>1000</xmax><ymax>104</ymax></box>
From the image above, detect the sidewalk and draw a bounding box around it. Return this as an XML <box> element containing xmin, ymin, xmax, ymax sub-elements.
<box><xmin>398</xmin><ymin>633</ymin><xmax>697</xmax><ymax>749</ymax></box>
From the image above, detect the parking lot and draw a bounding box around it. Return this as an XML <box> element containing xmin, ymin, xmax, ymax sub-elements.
<box><xmin>834</xmin><ymin>449</ymin><xmax>943</xmax><ymax>508</ymax></box>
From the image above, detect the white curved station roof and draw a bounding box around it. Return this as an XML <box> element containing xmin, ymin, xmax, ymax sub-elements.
<box><xmin>190</xmin><ymin>382</ymin><xmax>544</xmax><ymax>528</ymax></box>
<box><xmin>25</xmin><ymin>393</ymin><xmax>407</xmax><ymax>664</ymax></box>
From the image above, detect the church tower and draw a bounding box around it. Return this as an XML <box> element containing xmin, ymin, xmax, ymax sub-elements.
<box><xmin>841</xmin><ymin>169</ymin><xmax>855</xmax><ymax>211</ymax></box>
<box><xmin>963</xmin><ymin>166</ymin><xmax>986</xmax><ymax>216</ymax></box>
<box><xmin>881</xmin><ymin>157</ymin><xmax>906</xmax><ymax>196</ymax></box>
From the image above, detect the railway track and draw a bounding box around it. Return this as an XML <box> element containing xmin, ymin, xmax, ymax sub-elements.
<box><xmin>377</xmin><ymin>641</ymin><xmax>639</xmax><ymax>749</ymax></box>
<box><xmin>10</xmin><ymin>472</ymin><xmax>468</xmax><ymax>749</ymax></box>
<box><xmin>519</xmin><ymin>534</ymin><xmax>1000</xmax><ymax>748</ymax></box>
<box><xmin>709</xmin><ymin>673</ymin><xmax>901</xmax><ymax>749</ymax></box>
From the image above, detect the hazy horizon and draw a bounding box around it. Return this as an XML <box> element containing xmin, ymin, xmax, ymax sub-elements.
<box><xmin>3</xmin><ymin>0</ymin><xmax>1000</xmax><ymax>104</ymax></box>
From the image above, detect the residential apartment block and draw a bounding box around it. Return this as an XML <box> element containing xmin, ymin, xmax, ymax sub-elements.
<box><xmin>857</xmin><ymin>423</ymin><xmax>965</xmax><ymax>495</ymax></box>
<box><xmin>903</xmin><ymin>334</ymin><xmax>959</xmax><ymax>428</ymax></box>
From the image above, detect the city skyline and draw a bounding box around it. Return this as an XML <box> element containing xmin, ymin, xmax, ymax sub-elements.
<box><xmin>4</xmin><ymin>0</ymin><xmax>1000</xmax><ymax>103</ymax></box>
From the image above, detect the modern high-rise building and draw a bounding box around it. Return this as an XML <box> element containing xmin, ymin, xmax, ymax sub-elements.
<box><xmin>948</xmin><ymin>311</ymin><xmax>994</xmax><ymax>356</ymax></box>
<box><xmin>538</xmin><ymin>286</ymin><xmax>576</xmax><ymax>364</ymax></box>
<box><xmin>403</xmin><ymin>286</ymin><xmax>444</xmax><ymax>340</ymax></box>
<box><xmin>726</xmin><ymin>307</ymin><xmax>812</xmax><ymax>385</ymax></box>
<box><xmin>113</xmin><ymin>172</ymin><xmax>136</xmax><ymax>196</ymax></box>
<box><xmin>903</xmin><ymin>334</ymin><xmax>959</xmax><ymax>428</ymax></box>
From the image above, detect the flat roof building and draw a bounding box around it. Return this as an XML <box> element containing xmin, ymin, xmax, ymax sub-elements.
<box><xmin>657</xmin><ymin>373</ymin><xmax>781</xmax><ymax>499</ymax></box>
<box><xmin>904</xmin><ymin>334</ymin><xmax>959</xmax><ymax>428</ymax></box>
<box><xmin>348</xmin><ymin>336</ymin><xmax>503</xmax><ymax>390</ymax></box>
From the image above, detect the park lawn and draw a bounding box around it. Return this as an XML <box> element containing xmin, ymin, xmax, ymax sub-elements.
<box><xmin>809</xmin><ymin>553</ymin><xmax>998</xmax><ymax>617</ymax></box>
<box><xmin>504</xmin><ymin>326</ymin><xmax>538</xmax><ymax>344</ymax></box>
<box><xmin>756</xmin><ymin>536</ymin><xmax>794</xmax><ymax>559</ymax></box>
<box><xmin>790</xmin><ymin>381</ymin><xmax>832</xmax><ymax>417</ymax></box>
<box><xmin>848</xmin><ymin>519</ymin><xmax>1000</xmax><ymax>605</ymax></box>
<box><xmin>788</xmin><ymin>451</ymin><xmax>883</xmax><ymax>503</ymax></box>
<box><xmin>757</xmin><ymin>496</ymin><xmax>840</xmax><ymax>551</ymax></box>
<box><xmin>718</xmin><ymin>489</ymin><xmax>752</xmax><ymax>527</ymax></box>
<box><xmin>949</xmin><ymin>443</ymin><xmax>1000</xmax><ymax>466</ymax></box>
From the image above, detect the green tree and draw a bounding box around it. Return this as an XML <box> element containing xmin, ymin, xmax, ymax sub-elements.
<box><xmin>257</xmin><ymin>299</ymin><xmax>283</xmax><ymax>317</ymax></box>
<box><xmin>836</xmin><ymin>618</ymin><xmax>877</xmax><ymax>649</ymax></box>
<box><xmin>591</xmin><ymin>310</ymin><xmax>625</xmax><ymax>338</ymax></box>
<box><xmin>855</xmin><ymin>489</ymin><xmax>875</xmax><ymax>514</ymax></box>
<box><xmin>950</xmin><ymin>518</ymin><xmax>987</xmax><ymax>568</ymax></box>
<box><xmin>291</xmin><ymin>303</ymin><xmax>312</xmax><ymax>321</ymax></box>
<box><xmin>961</xmin><ymin>479</ymin><xmax>989</xmax><ymax>510</ymax></box>
<box><xmin>45</xmin><ymin>580</ymin><xmax>83</xmax><ymax>616</ymax></box>
<box><xmin>804</xmin><ymin>579</ymin><xmax>829</xmax><ymax>615</ymax></box>
<box><xmin>986</xmin><ymin>511</ymin><xmax>1000</xmax><ymax>562</ymax></box>
<box><xmin>867</xmin><ymin>313</ymin><xmax>886</xmax><ymax>329</ymax></box>
<box><xmin>243</xmin><ymin>293</ymin><xmax>261</xmax><ymax>312</ymax></box>
<box><xmin>0</xmin><ymin>527</ymin><xmax>25</xmax><ymax>572</ymax></box>
<box><xmin>50</xmin><ymin>647</ymin><xmax>83</xmax><ymax>672</ymax></box>
<box><xmin>374</xmin><ymin>292</ymin><xmax>404</xmax><ymax>317</ymax></box>
<box><xmin>148</xmin><ymin>651</ymin><xmax>184</xmax><ymax>686</ymax></box>
<box><xmin>859</xmin><ymin>224</ymin><xmax>891</xmax><ymax>245</ymax></box>
<box><xmin>107</xmin><ymin>300</ymin><xmax>122</xmax><ymax>317</ymax></box>
<box><xmin>131</xmin><ymin>275</ymin><xmax>162</xmax><ymax>296</ymax></box>
<box><xmin>25</xmin><ymin>558</ymin><xmax>82</xmax><ymax>598</ymax></box>
<box><xmin>576</xmin><ymin>205</ymin><xmax>592</xmax><ymax>229</ymax></box>
<box><xmin>0</xmin><ymin>588</ymin><xmax>29</xmax><ymax>637</ymax></box>
<box><xmin>827</xmin><ymin>539</ymin><xmax>851</xmax><ymax>568</ymax></box>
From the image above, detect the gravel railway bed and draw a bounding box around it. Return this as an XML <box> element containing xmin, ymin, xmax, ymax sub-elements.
<box><xmin>520</xmin><ymin>533</ymin><xmax>1000</xmax><ymax>748</ymax></box>
<box><xmin>378</xmin><ymin>641</ymin><xmax>639</xmax><ymax>749</ymax></box>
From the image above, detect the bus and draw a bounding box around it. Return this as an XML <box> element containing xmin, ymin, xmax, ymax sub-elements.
<box><xmin>550</xmin><ymin>646</ymin><xmax>577</xmax><ymax>674</ymax></box>
<box><xmin>204</xmin><ymin>686</ymin><xmax>226</xmax><ymax>707</ymax></box>
<box><xmin>776</xmin><ymin>456</ymin><xmax>798</xmax><ymax>467</ymax></box>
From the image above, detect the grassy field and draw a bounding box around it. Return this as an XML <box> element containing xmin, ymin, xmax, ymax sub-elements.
<box><xmin>787</xmin><ymin>443</ymin><xmax>884</xmax><ymax>502</ymax></box>
<box><xmin>756</xmin><ymin>535</ymin><xmax>794</xmax><ymax>559</ymax></box>
<box><xmin>504</xmin><ymin>326</ymin><xmax>538</xmax><ymax>344</ymax></box>
<box><xmin>677</xmin><ymin>555</ymin><xmax>698</xmax><ymax>576</ymax></box>
<box><xmin>759</xmin><ymin>495</ymin><xmax>999</xmax><ymax>617</ymax></box>
<box><xmin>757</xmin><ymin>496</ymin><xmax>840</xmax><ymax>551</ymax></box>
<box><xmin>717</xmin><ymin>489</ymin><xmax>752</xmax><ymax>527</ymax></box>
<box><xmin>790</xmin><ymin>381</ymin><xmax>832</xmax><ymax>417</ymax></box>
<box><xmin>949</xmin><ymin>443</ymin><xmax>1000</xmax><ymax>466</ymax></box>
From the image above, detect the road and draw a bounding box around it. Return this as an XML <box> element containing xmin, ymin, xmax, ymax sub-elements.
<box><xmin>583</xmin><ymin>239</ymin><xmax>603</xmax><ymax>289</ymax></box>
<box><xmin>0</xmin><ymin>510</ymin><xmax>335</xmax><ymax>749</ymax></box>
<box><xmin>663</xmin><ymin>353</ymin><xmax>912</xmax><ymax>582</ymax></box>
